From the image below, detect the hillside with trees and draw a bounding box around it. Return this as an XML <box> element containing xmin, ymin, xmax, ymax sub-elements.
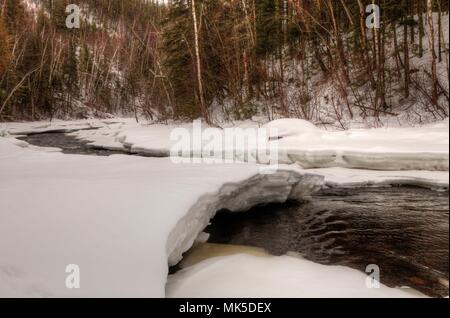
<box><xmin>0</xmin><ymin>0</ymin><xmax>448</xmax><ymax>128</ymax></box>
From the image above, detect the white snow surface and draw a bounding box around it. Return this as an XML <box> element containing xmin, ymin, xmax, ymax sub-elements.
<box><xmin>0</xmin><ymin>136</ymin><xmax>322</xmax><ymax>297</ymax></box>
<box><xmin>309</xmin><ymin>167</ymin><xmax>448</xmax><ymax>190</ymax></box>
<box><xmin>269</xmin><ymin>118</ymin><xmax>449</xmax><ymax>171</ymax></box>
<box><xmin>3</xmin><ymin>118</ymin><xmax>448</xmax><ymax>172</ymax></box>
<box><xmin>65</xmin><ymin>118</ymin><xmax>449</xmax><ymax>171</ymax></box>
<box><xmin>166</xmin><ymin>253</ymin><xmax>426</xmax><ymax>298</ymax></box>
<box><xmin>0</xmin><ymin>119</ymin><xmax>127</xmax><ymax>136</ymax></box>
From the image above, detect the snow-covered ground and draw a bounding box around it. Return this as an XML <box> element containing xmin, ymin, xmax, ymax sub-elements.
<box><xmin>66</xmin><ymin>118</ymin><xmax>449</xmax><ymax>171</ymax></box>
<box><xmin>0</xmin><ymin>118</ymin><xmax>448</xmax><ymax>297</ymax></box>
<box><xmin>3</xmin><ymin>118</ymin><xmax>448</xmax><ymax>170</ymax></box>
<box><xmin>0</xmin><ymin>136</ymin><xmax>322</xmax><ymax>297</ymax></box>
<box><xmin>268</xmin><ymin>118</ymin><xmax>449</xmax><ymax>171</ymax></box>
<box><xmin>2</xmin><ymin>118</ymin><xmax>448</xmax><ymax>186</ymax></box>
<box><xmin>167</xmin><ymin>250</ymin><xmax>425</xmax><ymax>298</ymax></box>
<box><xmin>309</xmin><ymin>167</ymin><xmax>448</xmax><ymax>190</ymax></box>
<box><xmin>0</xmin><ymin>119</ymin><xmax>129</xmax><ymax>136</ymax></box>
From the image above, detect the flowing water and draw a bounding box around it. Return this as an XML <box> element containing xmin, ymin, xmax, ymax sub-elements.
<box><xmin>204</xmin><ymin>187</ymin><xmax>449</xmax><ymax>297</ymax></box>
<box><xmin>19</xmin><ymin>132</ymin><xmax>450</xmax><ymax>297</ymax></box>
<box><xmin>18</xmin><ymin>132</ymin><xmax>130</xmax><ymax>156</ymax></box>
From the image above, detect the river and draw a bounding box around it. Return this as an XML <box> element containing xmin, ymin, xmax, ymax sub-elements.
<box><xmin>19</xmin><ymin>131</ymin><xmax>449</xmax><ymax>297</ymax></box>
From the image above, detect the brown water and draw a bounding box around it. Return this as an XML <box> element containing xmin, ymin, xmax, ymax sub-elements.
<box><xmin>205</xmin><ymin>187</ymin><xmax>449</xmax><ymax>298</ymax></box>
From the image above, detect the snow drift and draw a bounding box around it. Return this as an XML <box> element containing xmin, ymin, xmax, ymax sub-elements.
<box><xmin>166</xmin><ymin>253</ymin><xmax>426</xmax><ymax>298</ymax></box>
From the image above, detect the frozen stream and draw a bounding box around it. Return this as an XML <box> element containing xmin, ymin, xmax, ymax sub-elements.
<box><xmin>19</xmin><ymin>131</ymin><xmax>449</xmax><ymax>298</ymax></box>
<box><xmin>18</xmin><ymin>132</ymin><xmax>130</xmax><ymax>156</ymax></box>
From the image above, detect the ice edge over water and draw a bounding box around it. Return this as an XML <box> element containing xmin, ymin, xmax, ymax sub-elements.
<box><xmin>165</xmin><ymin>167</ymin><xmax>448</xmax><ymax>268</ymax></box>
<box><xmin>167</xmin><ymin>171</ymin><xmax>324</xmax><ymax>266</ymax></box>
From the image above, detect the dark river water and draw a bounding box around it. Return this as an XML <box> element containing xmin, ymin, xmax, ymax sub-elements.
<box><xmin>206</xmin><ymin>187</ymin><xmax>449</xmax><ymax>297</ymax></box>
<box><xmin>20</xmin><ymin>132</ymin><xmax>450</xmax><ymax>297</ymax></box>
<box><xmin>19</xmin><ymin>132</ymin><xmax>130</xmax><ymax>156</ymax></box>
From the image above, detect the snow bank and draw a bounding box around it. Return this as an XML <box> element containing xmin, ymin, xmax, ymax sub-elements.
<box><xmin>269</xmin><ymin>118</ymin><xmax>449</xmax><ymax>171</ymax></box>
<box><xmin>66</xmin><ymin>118</ymin><xmax>449</xmax><ymax>172</ymax></box>
<box><xmin>7</xmin><ymin>118</ymin><xmax>446</xmax><ymax>190</ymax></box>
<box><xmin>266</xmin><ymin>118</ymin><xmax>320</xmax><ymax>139</ymax></box>
<box><xmin>168</xmin><ymin>171</ymin><xmax>322</xmax><ymax>265</ymax></box>
<box><xmin>0</xmin><ymin>137</ymin><xmax>321</xmax><ymax>297</ymax></box>
<box><xmin>309</xmin><ymin>167</ymin><xmax>449</xmax><ymax>191</ymax></box>
<box><xmin>0</xmin><ymin>119</ymin><xmax>131</xmax><ymax>136</ymax></box>
<box><xmin>166</xmin><ymin>252</ymin><xmax>426</xmax><ymax>298</ymax></box>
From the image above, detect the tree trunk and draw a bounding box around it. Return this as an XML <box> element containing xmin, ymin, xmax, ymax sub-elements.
<box><xmin>437</xmin><ymin>0</ymin><xmax>443</xmax><ymax>62</ymax></box>
<box><xmin>427</xmin><ymin>0</ymin><xmax>439</xmax><ymax>106</ymax></box>
<box><xmin>418</xmin><ymin>0</ymin><xmax>425</xmax><ymax>57</ymax></box>
<box><xmin>403</xmin><ymin>13</ymin><xmax>410</xmax><ymax>98</ymax></box>
<box><xmin>190</xmin><ymin>0</ymin><xmax>209</xmax><ymax>123</ymax></box>
<box><xmin>357</xmin><ymin>0</ymin><xmax>376</xmax><ymax>88</ymax></box>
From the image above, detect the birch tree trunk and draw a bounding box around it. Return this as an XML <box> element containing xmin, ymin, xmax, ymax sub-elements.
<box><xmin>191</xmin><ymin>0</ymin><xmax>209</xmax><ymax>123</ymax></box>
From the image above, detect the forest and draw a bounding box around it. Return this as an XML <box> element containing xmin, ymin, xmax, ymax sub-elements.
<box><xmin>0</xmin><ymin>0</ymin><xmax>448</xmax><ymax>128</ymax></box>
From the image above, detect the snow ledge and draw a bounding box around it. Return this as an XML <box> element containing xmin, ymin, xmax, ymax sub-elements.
<box><xmin>166</xmin><ymin>170</ymin><xmax>324</xmax><ymax>265</ymax></box>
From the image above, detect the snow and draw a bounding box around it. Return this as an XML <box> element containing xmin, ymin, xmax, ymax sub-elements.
<box><xmin>266</xmin><ymin>118</ymin><xmax>320</xmax><ymax>138</ymax></box>
<box><xmin>168</xmin><ymin>171</ymin><xmax>323</xmax><ymax>265</ymax></box>
<box><xmin>308</xmin><ymin>167</ymin><xmax>449</xmax><ymax>191</ymax></box>
<box><xmin>4</xmin><ymin>117</ymin><xmax>447</xmax><ymax>173</ymax></box>
<box><xmin>166</xmin><ymin>252</ymin><xmax>426</xmax><ymax>298</ymax></box>
<box><xmin>0</xmin><ymin>119</ymin><xmax>131</xmax><ymax>137</ymax></box>
<box><xmin>270</xmin><ymin>118</ymin><xmax>449</xmax><ymax>171</ymax></box>
<box><xmin>0</xmin><ymin>136</ymin><xmax>321</xmax><ymax>297</ymax></box>
<box><xmin>2</xmin><ymin>118</ymin><xmax>447</xmax><ymax>190</ymax></box>
<box><xmin>64</xmin><ymin>118</ymin><xmax>449</xmax><ymax>172</ymax></box>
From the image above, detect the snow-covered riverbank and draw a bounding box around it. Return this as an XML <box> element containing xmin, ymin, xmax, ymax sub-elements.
<box><xmin>0</xmin><ymin>136</ymin><xmax>323</xmax><ymax>297</ymax></box>
<box><xmin>71</xmin><ymin>117</ymin><xmax>449</xmax><ymax>172</ymax></box>
<box><xmin>2</xmin><ymin>118</ymin><xmax>448</xmax><ymax>170</ymax></box>
<box><xmin>167</xmin><ymin>245</ymin><xmax>426</xmax><ymax>298</ymax></box>
<box><xmin>0</xmin><ymin>118</ymin><xmax>448</xmax><ymax>297</ymax></box>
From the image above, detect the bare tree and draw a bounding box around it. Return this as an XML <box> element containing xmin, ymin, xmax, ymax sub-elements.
<box><xmin>427</xmin><ymin>0</ymin><xmax>439</xmax><ymax>107</ymax></box>
<box><xmin>191</xmin><ymin>0</ymin><xmax>209</xmax><ymax>124</ymax></box>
